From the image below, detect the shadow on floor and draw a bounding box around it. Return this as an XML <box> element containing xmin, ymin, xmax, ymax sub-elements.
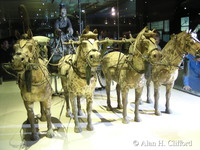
<box><xmin>20</xmin><ymin>116</ymin><xmax>66</xmax><ymax>148</ymax></box>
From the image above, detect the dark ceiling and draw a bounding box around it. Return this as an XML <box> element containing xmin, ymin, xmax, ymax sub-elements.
<box><xmin>1</xmin><ymin>0</ymin><xmax>199</xmax><ymax>22</ymax></box>
<box><xmin>0</xmin><ymin>0</ymin><xmax>199</xmax><ymax>38</ymax></box>
<box><xmin>0</xmin><ymin>0</ymin><xmax>130</xmax><ymax>20</ymax></box>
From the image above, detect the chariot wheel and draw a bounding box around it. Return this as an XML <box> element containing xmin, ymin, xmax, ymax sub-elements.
<box><xmin>96</xmin><ymin>65</ymin><xmax>106</xmax><ymax>88</ymax></box>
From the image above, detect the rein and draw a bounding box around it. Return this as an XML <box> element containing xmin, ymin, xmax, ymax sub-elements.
<box><xmin>125</xmin><ymin>53</ymin><xmax>145</xmax><ymax>74</ymax></box>
<box><xmin>158</xmin><ymin>34</ymin><xmax>194</xmax><ymax>69</ymax></box>
<box><xmin>69</xmin><ymin>39</ymin><xmax>99</xmax><ymax>84</ymax></box>
<box><xmin>125</xmin><ymin>37</ymin><xmax>158</xmax><ymax>74</ymax></box>
<box><xmin>72</xmin><ymin>61</ymin><xmax>87</xmax><ymax>79</ymax></box>
<box><xmin>15</xmin><ymin>39</ymin><xmax>51</xmax><ymax>92</ymax></box>
<box><xmin>152</xmin><ymin>33</ymin><xmax>200</xmax><ymax>69</ymax></box>
<box><xmin>152</xmin><ymin>62</ymin><xmax>183</xmax><ymax>69</ymax></box>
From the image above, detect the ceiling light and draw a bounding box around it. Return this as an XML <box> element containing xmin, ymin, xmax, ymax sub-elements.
<box><xmin>111</xmin><ymin>7</ymin><xmax>116</xmax><ymax>16</ymax></box>
<box><xmin>105</xmin><ymin>19</ymin><xmax>108</xmax><ymax>24</ymax></box>
<box><xmin>112</xmin><ymin>12</ymin><xmax>116</xmax><ymax>16</ymax></box>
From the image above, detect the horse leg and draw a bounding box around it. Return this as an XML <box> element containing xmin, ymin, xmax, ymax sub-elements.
<box><xmin>42</xmin><ymin>101</ymin><xmax>54</xmax><ymax>138</ymax></box>
<box><xmin>121</xmin><ymin>89</ymin><xmax>129</xmax><ymax>124</ymax></box>
<box><xmin>24</xmin><ymin>101</ymin><xmax>39</xmax><ymax>141</ymax></box>
<box><xmin>77</xmin><ymin>96</ymin><xmax>83</xmax><ymax>116</ymax></box>
<box><xmin>40</xmin><ymin>102</ymin><xmax>46</xmax><ymax>121</ymax></box>
<box><xmin>154</xmin><ymin>82</ymin><xmax>161</xmax><ymax>116</ymax></box>
<box><xmin>86</xmin><ymin>94</ymin><xmax>94</xmax><ymax>131</ymax></box>
<box><xmin>116</xmin><ymin>84</ymin><xmax>122</xmax><ymax>109</ymax></box>
<box><xmin>165</xmin><ymin>84</ymin><xmax>173</xmax><ymax>114</ymax></box>
<box><xmin>134</xmin><ymin>87</ymin><xmax>143</xmax><ymax>122</ymax></box>
<box><xmin>146</xmin><ymin>77</ymin><xmax>152</xmax><ymax>103</ymax></box>
<box><xmin>105</xmin><ymin>79</ymin><xmax>112</xmax><ymax>111</ymax></box>
<box><xmin>70</xmin><ymin>94</ymin><xmax>82</xmax><ymax>133</ymax></box>
<box><xmin>64</xmin><ymin>91</ymin><xmax>72</xmax><ymax>117</ymax></box>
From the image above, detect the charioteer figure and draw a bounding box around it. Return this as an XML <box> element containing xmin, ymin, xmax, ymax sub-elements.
<box><xmin>54</xmin><ymin>4</ymin><xmax>73</xmax><ymax>41</ymax></box>
<box><xmin>54</xmin><ymin>4</ymin><xmax>74</xmax><ymax>55</ymax></box>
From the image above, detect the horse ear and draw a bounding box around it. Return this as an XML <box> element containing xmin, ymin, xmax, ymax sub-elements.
<box><xmin>15</xmin><ymin>30</ymin><xmax>21</xmax><ymax>39</ymax></box>
<box><xmin>144</xmin><ymin>26</ymin><xmax>149</xmax><ymax>32</ymax></box>
<box><xmin>93</xmin><ymin>29</ymin><xmax>98</xmax><ymax>34</ymax></box>
<box><xmin>27</xmin><ymin>29</ymin><xmax>33</xmax><ymax>39</ymax></box>
<box><xmin>170</xmin><ymin>34</ymin><xmax>176</xmax><ymax>39</ymax></box>
<box><xmin>82</xmin><ymin>25</ymin><xmax>90</xmax><ymax>34</ymax></box>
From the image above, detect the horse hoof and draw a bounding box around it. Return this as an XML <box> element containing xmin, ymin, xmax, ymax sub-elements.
<box><xmin>87</xmin><ymin>124</ymin><xmax>94</xmax><ymax>131</ymax></box>
<box><xmin>74</xmin><ymin>127</ymin><xmax>82</xmax><ymax>133</ymax></box>
<box><xmin>134</xmin><ymin>117</ymin><xmax>141</xmax><ymax>122</ymax></box>
<box><xmin>122</xmin><ymin>118</ymin><xmax>129</xmax><ymax>124</ymax></box>
<box><xmin>106</xmin><ymin>106</ymin><xmax>112</xmax><ymax>111</ymax></box>
<box><xmin>117</xmin><ymin>104</ymin><xmax>123</xmax><ymax>109</ymax></box>
<box><xmin>78</xmin><ymin>110</ymin><xmax>84</xmax><ymax>116</ymax></box>
<box><xmin>165</xmin><ymin>109</ymin><xmax>172</xmax><ymax>114</ymax></box>
<box><xmin>146</xmin><ymin>99</ymin><xmax>152</xmax><ymax>104</ymax></box>
<box><xmin>155</xmin><ymin>111</ymin><xmax>161</xmax><ymax>116</ymax></box>
<box><xmin>66</xmin><ymin>112</ymin><xmax>73</xmax><ymax>118</ymax></box>
<box><xmin>31</xmin><ymin>133</ymin><xmax>39</xmax><ymax>141</ymax></box>
<box><xmin>46</xmin><ymin>129</ymin><xmax>54</xmax><ymax>138</ymax></box>
<box><xmin>40</xmin><ymin>116</ymin><xmax>47</xmax><ymax>122</ymax></box>
<box><xmin>25</xmin><ymin>118</ymin><xmax>30</xmax><ymax>124</ymax></box>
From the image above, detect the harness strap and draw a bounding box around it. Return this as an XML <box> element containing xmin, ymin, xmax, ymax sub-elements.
<box><xmin>72</xmin><ymin>61</ymin><xmax>87</xmax><ymax>79</ymax></box>
<box><xmin>126</xmin><ymin>60</ymin><xmax>145</xmax><ymax>74</ymax></box>
<box><xmin>125</xmin><ymin>54</ymin><xmax>145</xmax><ymax>74</ymax></box>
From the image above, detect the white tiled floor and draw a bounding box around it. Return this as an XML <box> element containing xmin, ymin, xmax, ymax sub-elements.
<box><xmin>0</xmin><ymin>78</ymin><xmax>200</xmax><ymax>150</ymax></box>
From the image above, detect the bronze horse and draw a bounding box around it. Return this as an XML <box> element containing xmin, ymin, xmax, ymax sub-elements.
<box><xmin>147</xmin><ymin>31</ymin><xmax>200</xmax><ymax>115</ymax></box>
<box><xmin>101</xmin><ymin>27</ymin><xmax>161</xmax><ymax>123</ymax></box>
<box><xmin>58</xmin><ymin>26</ymin><xmax>101</xmax><ymax>133</ymax></box>
<box><xmin>11</xmin><ymin>29</ymin><xmax>54</xmax><ymax>140</ymax></box>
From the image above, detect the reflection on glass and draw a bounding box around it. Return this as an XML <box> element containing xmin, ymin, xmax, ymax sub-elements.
<box><xmin>174</xmin><ymin>54</ymin><xmax>200</xmax><ymax>97</ymax></box>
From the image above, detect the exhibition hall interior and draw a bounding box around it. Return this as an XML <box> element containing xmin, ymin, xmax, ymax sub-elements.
<box><xmin>0</xmin><ymin>0</ymin><xmax>200</xmax><ymax>150</ymax></box>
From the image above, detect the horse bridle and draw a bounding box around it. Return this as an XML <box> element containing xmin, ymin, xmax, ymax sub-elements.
<box><xmin>71</xmin><ymin>39</ymin><xmax>100</xmax><ymax>79</ymax></box>
<box><xmin>16</xmin><ymin>39</ymin><xmax>39</xmax><ymax>65</ymax></box>
<box><xmin>15</xmin><ymin>39</ymin><xmax>51</xmax><ymax>87</ymax></box>
<box><xmin>126</xmin><ymin>37</ymin><xmax>159</xmax><ymax>74</ymax></box>
<box><xmin>79</xmin><ymin>39</ymin><xmax>100</xmax><ymax>67</ymax></box>
<box><xmin>153</xmin><ymin>33</ymin><xmax>200</xmax><ymax>69</ymax></box>
<box><xmin>170</xmin><ymin>34</ymin><xmax>199</xmax><ymax>61</ymax></box>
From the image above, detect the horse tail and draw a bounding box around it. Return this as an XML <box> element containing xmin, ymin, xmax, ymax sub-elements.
<box><xmin>18</xmin><ymin>4</ymin><xmax>31</xmax><ymax>33</ymax></box>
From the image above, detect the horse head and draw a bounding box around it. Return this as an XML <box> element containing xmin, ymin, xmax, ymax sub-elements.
<box><xmin>12</xmin><ymin>29</ymin><xmax>40</xmax><ymax>72</ymax></box>
<box><xmin>129</xmin><ymin>27</ymin><xmax>162</xmax><ymax>64</ymax></box>
<box><xmin>183</xmin><ymin>31</ymin><xmax>200</xmax><ymax>57</ymax></box>
<box><xmin>65</xmin><ymin>26</ymin><xmax>101</xmax><ymax>68</ymax></box>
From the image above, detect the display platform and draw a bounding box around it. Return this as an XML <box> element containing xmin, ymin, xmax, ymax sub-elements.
<box><xmin>0</xmin><ymin>79</ymin><xmax>200</xmax><ymax>150</ymax></box>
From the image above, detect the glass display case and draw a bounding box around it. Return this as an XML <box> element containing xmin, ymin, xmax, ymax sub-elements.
<box><xmin>0</xmin><ymin>0</ymin><xmax>199</xmax><ymax>96</ymax></box>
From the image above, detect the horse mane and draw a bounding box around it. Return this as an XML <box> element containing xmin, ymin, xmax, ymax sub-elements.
<box><xmin>162</xmin><ymin>31</ymin><xmax>187</xmax><ymax>54</ymax></box>
<box><xmin>129</xmin><ymin>27</ymin><xmax>147</xmax><ymax>54</ymax></box>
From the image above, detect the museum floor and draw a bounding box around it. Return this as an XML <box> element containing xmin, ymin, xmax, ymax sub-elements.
<box><xmin>0</xmin><ymin>78</ymin><xmax>200</xmax><ymax>150</ymax></box>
